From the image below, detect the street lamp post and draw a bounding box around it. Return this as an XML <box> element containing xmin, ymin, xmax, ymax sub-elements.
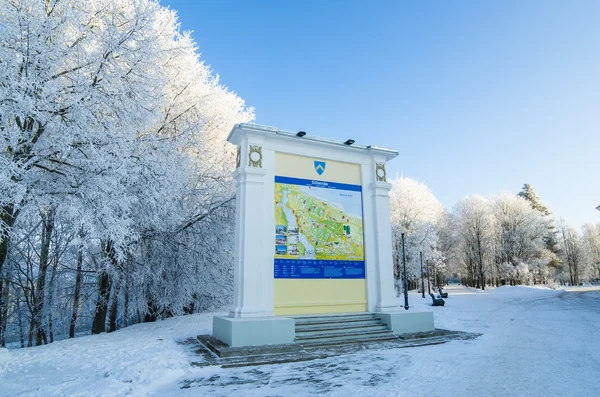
<box><xmin>426</xmin><ymin>260</ymin><xmax>431</xmax><ymax>295</ymax></box>
<box><xmin>420</xmin><ymin>251</ymin><xmax>425</xmax><ymax>298</ymax></box>
<box><xmin>399</xmin><ymin>226</ymin><xmax>409</xmax><ymax>310</ymax></box>
<box><xmin>597</xmin><ymin>206</ymin><xmax>600</xmax><ymax>281</ymax></box>
<box><xmin>596</xmin><ymin>207</ymin><xmax>600</xmax><ymax>282</ymax></box>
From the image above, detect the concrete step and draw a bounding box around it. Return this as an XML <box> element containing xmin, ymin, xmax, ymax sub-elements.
<box><xmin>296</xmin><ymin>332</ymin><xmax>398</xmax><ymax>348</ymax></box>
<box><xmin>296</xmin><ymin>329</ymin><xmax>394</xmax><ymax>342</ymax></box>
<box><xmin>299</xmin><ymin>336</ymin><xmax>398</xmax><ymax>348</ymax></box>
<box><xmin>294</xmin><ymin>314</ymin><xmax>380</xmax><ymax>326</ymax></box>
<box><xmin>293</xmin><ymin>313</ymin><xmax>376</xmax><ymax>321</ymax></box>
<box><xmin>292</xmin><ymin>313</ymin><xmax>397</xmax><ymax>348</ymax></box>
<box><xmin>296</xmin><ymin>324</ymin><xmax>389</xmax><ymax>337</ymax></box>
<box><xmin>295</xmin><ymin>319</ymin><xmax>384</xmax><ymax>332</ymax></box>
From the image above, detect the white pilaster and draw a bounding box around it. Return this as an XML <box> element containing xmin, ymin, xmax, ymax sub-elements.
<box><xmin>372</xmin><ymin>180</ymin><xmax>402</xmax><ymax>312</ymax></box>
<box><xmin>229</xmin><ymin>135</ymin><xmax>270</xmax><ymax>318</ymax></box>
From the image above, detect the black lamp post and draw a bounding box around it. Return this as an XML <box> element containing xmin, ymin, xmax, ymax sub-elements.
<box><xmin>420</xmin><ymin>251</ymin><xmax>425</xmax><ymax>298</ymax></box>
<box><xmin>399</xmin><ymin>226</ymin><xmax>409</xmax><ymax>310</ymax></box>
<box><xmin>426</xmin><ymin>260</ymin><xmax>431</xmax><ymax>295</ymax></box>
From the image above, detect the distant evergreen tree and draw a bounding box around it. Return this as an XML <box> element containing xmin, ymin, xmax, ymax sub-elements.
<box><xmin>518</xmin><ymin>184</ymin><xmax>551</xmax><ymax>215</ymax></box>
<box><xmin>518</xmin><ymin>184</ymin><xmax>560</xmax><ymax>260</ymax></box>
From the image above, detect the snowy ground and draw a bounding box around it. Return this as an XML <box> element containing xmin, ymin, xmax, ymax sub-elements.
<box><xmin>1</xmin><ymin>285</ymin><xmax>599</xmax><ymax>397</ymax></box>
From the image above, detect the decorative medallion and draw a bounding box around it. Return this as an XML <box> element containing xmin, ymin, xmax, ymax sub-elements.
<box><xmin>236</xmin><ymin>146</ymin><xmax>241</xmax><ymax>168</ymax></box>
<box><xmin>248</xmin><ymin>145</ymin><xmax>262</xmax><ymax>168</ymax></box>
<box><xmin>375</xmin><ymin>163</ymin><xmax>386</xmax><ymax>182</ymax></box>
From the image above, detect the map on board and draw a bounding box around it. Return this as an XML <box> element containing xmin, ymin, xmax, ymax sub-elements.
<box><xmin>274</xmin><ymin>176</ymin><xmax>365</xmax><ymax>279</ymax></box>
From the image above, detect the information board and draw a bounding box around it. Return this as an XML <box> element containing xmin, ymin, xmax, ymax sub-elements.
<box><xmin>274</xmin><ymin>174</ymin><xmax>365</xmax><ymax>279</ymax></box>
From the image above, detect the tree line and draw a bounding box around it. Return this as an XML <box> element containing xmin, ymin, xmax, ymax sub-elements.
<box><xmin>0</xmin><ymin>0</ymin><xmax>253</xmax><ymax>348</ymax></box>
<box><xmin>389</xmin><ymin>179</ymin><xmax>600</xmax><ymax>293</ymax></box>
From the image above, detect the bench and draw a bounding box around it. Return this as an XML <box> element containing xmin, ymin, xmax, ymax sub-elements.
<box><xmin>429</xmin><ymin>293</ymin><xmax>445</xmax><ymax>306</ymax></box>
<box><xmin>438</xmin><ymin>287</ymin><xmax>448</xmax><ymax>298</ymax></box>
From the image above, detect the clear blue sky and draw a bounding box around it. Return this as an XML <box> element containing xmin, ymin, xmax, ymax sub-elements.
<box><xmin>162</xmin><ymin>0</ymin><xmax>600</xmax><ymax>229</ymax></box>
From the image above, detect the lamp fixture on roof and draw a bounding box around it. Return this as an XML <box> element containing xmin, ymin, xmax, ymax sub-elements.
<box><xmin>344</xmin><ymin>139</ymin><xmax>355</xmax><ymax>145</ymax></box>
<box><xmin>296</xmin><ymin>131</ymin><xmax>306</xmax><ymax>137</ymax></box>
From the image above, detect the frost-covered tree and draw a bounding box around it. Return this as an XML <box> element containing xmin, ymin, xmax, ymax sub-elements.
<box><xmin>557</xmin><ymin>222</ymin><xmax>583</xmax><ymax>286</ymax></box>
<box><xmin>453</xmin><ymin>195</ymin><xmax>495</xmax><ymax>289</ymax></box>
<box><xmin>553</xmin><ymin>222</ymin><xmax>600</xmax><ymax>286</ymax></box>
<box><xmin>517</xmin><ymin>184</ymin><xmax>551</xmax><ymax>215</ymax></box>
<box><xmin>389</xmin><ymin>177</ymin><xmax>444</xmax><ymax>293</ymax></box>
<box><xmin>0</xmin><ymin>1</ymin><xmax>175</xmax><ymax>337</ymax></box>
<box><xmin>0</xmin><ymin>0</ymin><xmax>252</xmax><ymax>346</ymax></box>
<box><xmin>491</xmin><ymin>193</ymin><xmax>555</xmax><ymax>285</ymax></box>
<box><xmin>518</xmin><ymin>183</ymin><xmax>559</xmax><ymax>257</ymax></box>
<box><xmin>444</xmin><ymin>190</ymin><xmax>595</xmax><ymax>289</ymax></box>
<box><xmin>581</xmin><ymin>223</ymin><xmax>600</xmax><ymax>282</ymax></box>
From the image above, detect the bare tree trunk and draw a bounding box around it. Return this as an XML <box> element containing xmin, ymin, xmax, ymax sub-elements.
<box><xmin>0</xmin><ymin>277</ymin><xmax>3</xmax><ymax>346</ymax></box>
<box><xmin>569</xmin><ymin>260</ymin><xmax>574</xmax><ymax>286</ymax></box>
<box><xmin>92</xmin><ymin>240</ymin><xmax>118</xmax><ymax>334</ymax></box>
<box><xmin>47</xmin><ymin>255</ymin><xmax>59</xmax><ymax>344</ymax></box>
<box><xmin>34</xmin><ymin>207</ymin><xmax>55</xmax><ymax>346</ymax></box>
<box><xmin>28</xmin><ymin>316</ymin><xmax>34</xmax><ymax>347</ymax></box>
<box><xmin>144</xmin><ymin>291</ymin><xmax>158</xmax><ymax>323</ymax></box>
<box><xmin>69</xmin><ymin>240</ymin><xmax>84</xmax><ymax>338</ymax></box>
<box><xmin>48</xmin><ymin>313</ymin><xmax>54</xmax><ymax>343</ymax></box>
<box><xmin>477</xmin><ymin>235</ymin><xmax>485</xmax><ymax>291</ymax></box>
<box><xmin>0</xmin><ymin>204</ymin><xmax>17</xmax><ymax>347</ymax></box>
<box><xmin>0</xmin><ymin>276</ymin><xmax>9</xmax><ymax>347</ymax></box>
<box><xmin>467</xmin><ymin>256</ymin><xmax>475</xmax><ymax>287</ymax></box>
<box><xmin>0</xmin><ymin>205</ymin><xmax>16</xmax><ymax>283</ymax></box>
<box><xmin>17</xmin><ymin>295</ymin><xmax>24</xmax><ymax>348</ymax></box>
<box><xmin>24</xmin><ymin>250</ymin><xmax>36</xmax><ymax>347</ymax></box>
<box><xmin>91</xmin><ymin>271</ymin><xmax>111</xmax><ymax>335</ymax></box>
<box><xmin>0</xmin><ymin>285</ymin><xmax>3</xmax><ymax>346</ymax></box>
<box><xmin>108</xmin><ymin>275</ymin><xmax>121</xmax><ymax>333</ymax></box>
<box><xmin>123</xmin><ymin>272</ymin><xmax>129</xmax><ymax>328</ymax></box>
<box><xmin>479</xmin><ymin>266</ymin><xmax>485</xmax><ymax>290</ymax></box>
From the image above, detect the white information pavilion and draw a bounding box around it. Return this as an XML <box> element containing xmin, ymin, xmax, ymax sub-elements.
<box><xmin>213</xmin><ymin>123</ymin><xmax>434</xmax><ymax>347</ymax></box>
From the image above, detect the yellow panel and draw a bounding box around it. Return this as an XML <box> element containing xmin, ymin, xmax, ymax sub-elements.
<box><xmin>274</xmin><ymin>279</ymin><xmax>367</xmax><ymax>315</ymax></box>
<box><xmin>274</xmin><ymin>152</ymin><xmax>366</xmax><ymax>315</ymax></box>
<box><xmin>275</xmin><ymin>152</ymin><xmax>361</xmax><ymax>185</ymax></box>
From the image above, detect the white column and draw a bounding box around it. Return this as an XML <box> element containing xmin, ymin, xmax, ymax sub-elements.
<box><xmin>229</xmin><ymin>146</ymin><xmax>269</xmax><ymax>318</ymax></box>
<box><xmin>372</xmin><ymin>180</ymin><xmax>402</xmax><ymax>312</ymax></box>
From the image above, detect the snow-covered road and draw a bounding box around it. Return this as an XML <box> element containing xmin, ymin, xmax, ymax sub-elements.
<box><xmin>407</xmin><ymin>286</ymin><xmax>600</xmax><ymax>397</ymax></box>
<box><xmin>1</xmin><ymin>285</ymin><xmax>599</xmax><ymax>397</ymax></box>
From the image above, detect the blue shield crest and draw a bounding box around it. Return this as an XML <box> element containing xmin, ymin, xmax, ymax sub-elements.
<box><xmin>314</xmin><ymin>161</ymin><xmax>326</xmax><ymax>175</ymax></box>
